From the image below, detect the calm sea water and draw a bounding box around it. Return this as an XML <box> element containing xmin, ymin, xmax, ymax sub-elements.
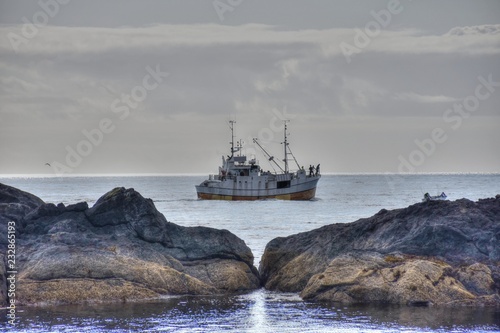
<box><xmin>1</xmin><ymin>174</ymin><xmax>499</xmax><ymax>332</ymax></box>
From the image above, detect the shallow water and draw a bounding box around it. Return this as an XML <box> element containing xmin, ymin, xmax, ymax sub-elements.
<box><xmin>3</xmin><ymin>290</ymin><xmax>500</xmax><ymax>332</ymax></box>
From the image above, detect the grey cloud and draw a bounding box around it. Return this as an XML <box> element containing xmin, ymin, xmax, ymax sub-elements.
<box><xmin>446</xmin><ymin>24</ymin><xmax>500</xmax><ymax>36</ymax></box>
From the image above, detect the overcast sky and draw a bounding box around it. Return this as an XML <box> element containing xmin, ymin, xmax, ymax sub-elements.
<box><xmin>1</xmin><ymin>0</ymin><xmax>499</xmax><ymax>175</ymax></box>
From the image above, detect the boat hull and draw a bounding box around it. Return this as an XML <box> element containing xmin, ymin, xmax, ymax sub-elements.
<box><xmin>197</xmin><ymin>187</ymin><xmax>317</xmax><ymax>201</ymax></box>
<box><xmin>196</xmin><ymin>175</ymin><xmax>320</xmax><ymax>201</ymax></box>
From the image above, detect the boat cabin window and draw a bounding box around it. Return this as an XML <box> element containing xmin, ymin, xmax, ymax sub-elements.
<box><xmin>277</xmin><ymin>180</ymin><xmax>291</xmax><ymax>189</ymax></box>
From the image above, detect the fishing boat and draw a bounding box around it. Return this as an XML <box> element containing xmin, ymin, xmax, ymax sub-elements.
<box><xmin>195</xmin><ymin>121</ymin><xmax>320</xmax><ymax>200</ymax></box>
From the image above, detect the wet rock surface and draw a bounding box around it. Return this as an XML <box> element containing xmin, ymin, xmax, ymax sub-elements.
<box><xmin>0</xmin><ymin>184</ymin><xmax>260</xmax><ymax>306</ymax></box>
<box><xmin>260</xmin><ymin>196</ymin><xmax>500</xmax><ymax>306</ymax></box>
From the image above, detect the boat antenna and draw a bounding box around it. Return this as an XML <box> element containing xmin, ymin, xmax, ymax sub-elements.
<box><xmin>237</xmin><ymin>139</ymin><xmax>243</xmax><ymax>157</ymax></box>
<box><xmin>252</xmin><ymin>138</ymin><xmax>284</xmax><ymax>173</ymax></box>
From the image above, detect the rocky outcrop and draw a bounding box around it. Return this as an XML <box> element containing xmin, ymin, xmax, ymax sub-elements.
<box><xmin>0</xmin><ymin>184</ymin><xmax>260</xmax><ymax>306</ymax></box>
<box><xmin>0</xmin><ymin>183</ymin><xmax>44</xmax><ymax>249</ymax></box>
<box><xmin>0</xmin><ymin>184</ymin><xmax>45</xmax><ymax>307</ymax></box>
<box><xmin>260</xmin><ymin>196</ymin><xmax>500</xmax><ymax>306</ymax></box>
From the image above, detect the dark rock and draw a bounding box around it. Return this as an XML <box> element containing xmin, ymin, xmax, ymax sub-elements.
<box><xmin>260</xmin><ymin>196</ymin><xmax>500</xmax><ymax>306</ymax></box>
<box><xmin>0</xmin><ymin>183</ymin><xmax>44</xmax><ymax>209</ymax></box>
<box><xmin>0</xmin><ymin>183</ymin><xmax>44</xmax><ymax>248</ymax></box>
<box><xmin>0</xmin><ymin>185</ymin><xmax>260</xmax><ymax>306</ymax></box>
<box><xmin>85</xmin><ymin>188</ymin><xmax>253</xmax><ymax>264</ymax></box>
<box><xmin>85</xmin><ymin>187</ymin><xmax>149</xmax><ymax>227</ymax></box>
<box><xmin>0</xmin><ymin>183</ymin><xmax>43</xmax><ymax>308</ymax></box>
<box><xmin>0</xmin><ymin>254</ymin><xmax>6</xmax><ymax>307</ymax></box>
<box><xmin>66</xmin><ymin>202</ymin><xmax>88</xmax><ymax>212</ymax></box>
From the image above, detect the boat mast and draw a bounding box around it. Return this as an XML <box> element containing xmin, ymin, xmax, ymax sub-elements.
<box><xmin>229</xmin><ymin>120</ymin><xmax>236</xmax><ymax>158</ymax></box>
<box><xmin>283</xmin><ymin>120</ymin><xmax>290</xmax><ymax>174</ymax></box>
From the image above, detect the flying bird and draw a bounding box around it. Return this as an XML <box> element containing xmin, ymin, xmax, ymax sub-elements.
<box><xmin>45</xmin><ymin>163</ymin><xmax>51</xmax><ymax>167</ymax></box>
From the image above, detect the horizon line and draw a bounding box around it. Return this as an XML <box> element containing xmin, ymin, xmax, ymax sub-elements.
<box><xmin>1</xmin><ymin>172</ymin><xmax>500</xmax><ymax>178</ymax></box>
